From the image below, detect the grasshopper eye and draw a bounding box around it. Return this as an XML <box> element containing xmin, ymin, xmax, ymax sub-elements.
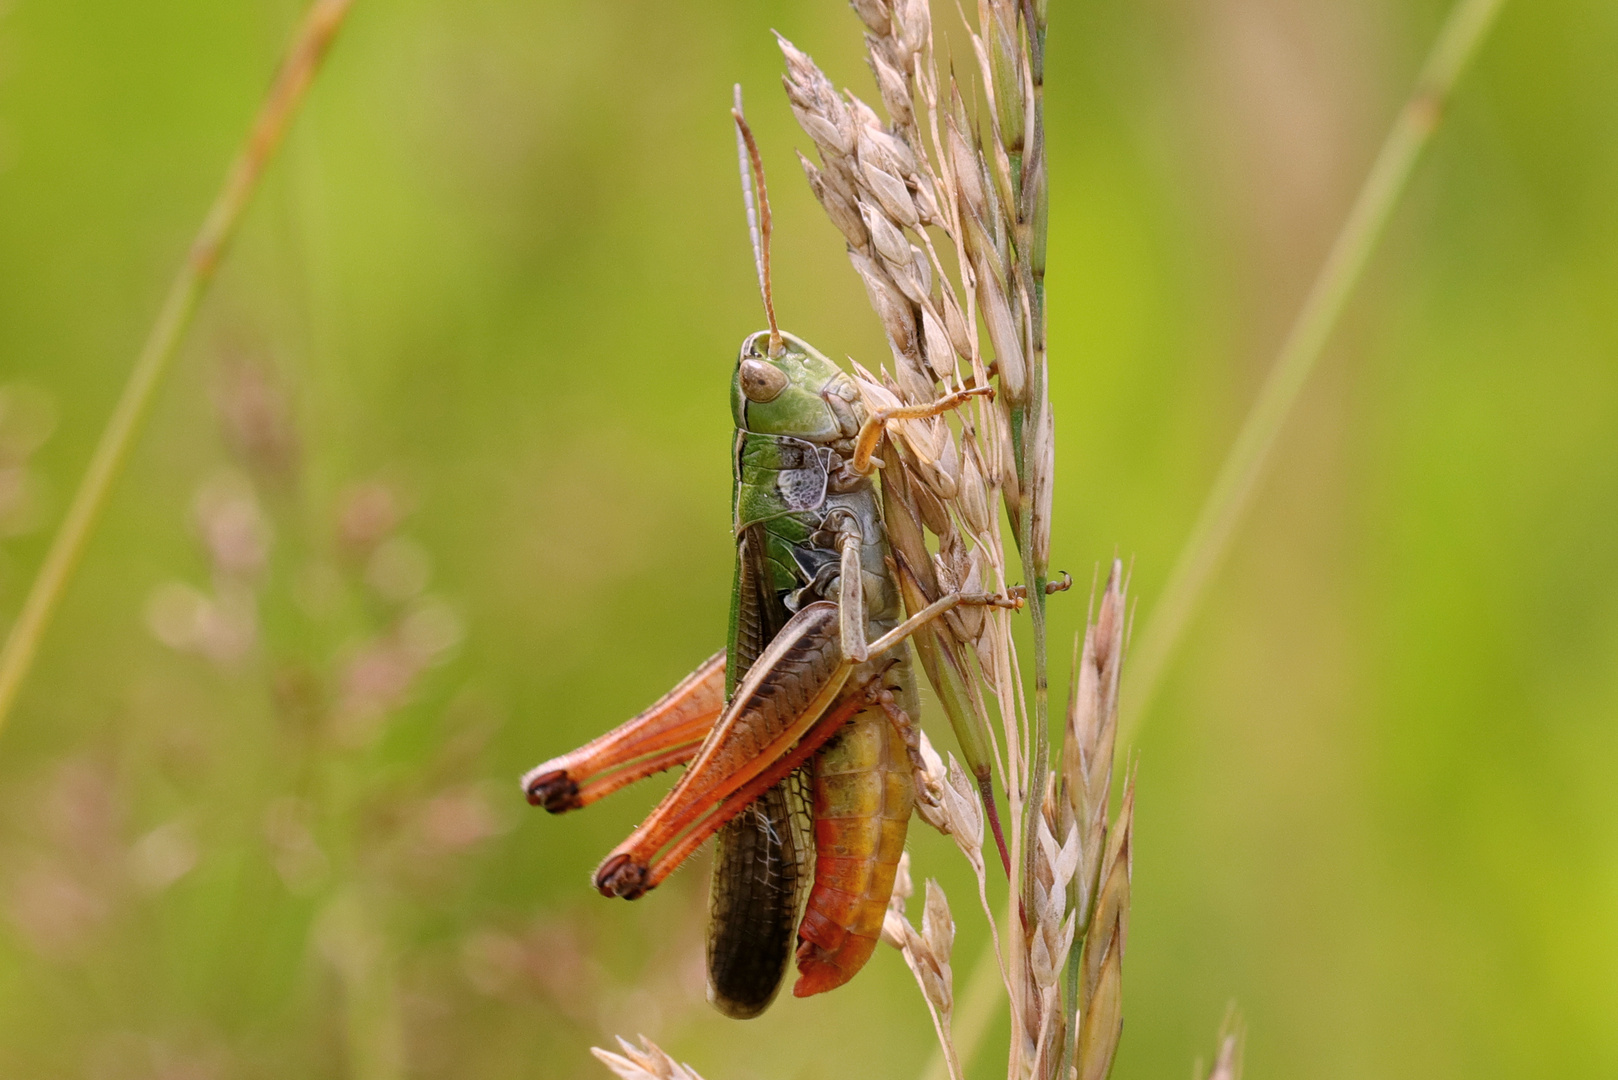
<box><xmin>739</xmin><ymin>359</ymin><xmax>788</xmax><ymax>403</ymax></box>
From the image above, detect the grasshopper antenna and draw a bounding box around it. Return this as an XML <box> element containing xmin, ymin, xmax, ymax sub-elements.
<box><xmin>732</xmin><ymin>85</ymin><xmax>783</xmax><ymax>358</ymax></box>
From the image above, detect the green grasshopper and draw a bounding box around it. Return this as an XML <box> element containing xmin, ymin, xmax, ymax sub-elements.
<box><xmin>522</xmin><ymin>94</ymin><xmax>1002</xmax><ymax>1018</ymax></box>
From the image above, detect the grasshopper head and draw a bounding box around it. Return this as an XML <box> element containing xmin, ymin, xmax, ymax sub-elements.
<box><xmin>732</xmin><ymin>330</ymin><xmax>861</xmax><ymax>442</ymax></box>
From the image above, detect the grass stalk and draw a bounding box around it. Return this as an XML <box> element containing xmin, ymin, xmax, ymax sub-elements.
<box><xmin>0</xmin><ymin>0</ymin><xmax>357</xmax><ymax>742</ymax></box>
<box><xmin>1120</xmin><ymin>0</ymin><xmax>1510</xmax><ymax>744</ymax></box>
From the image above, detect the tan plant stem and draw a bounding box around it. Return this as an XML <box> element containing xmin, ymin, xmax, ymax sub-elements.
<box><xmin>0</xmin><ymin>0</ymin><xmax>356</xmax><ymax>740</ymax></box>
<box><xmin>1121</xmin><ymin>0</ymin><xmax>1509</xmax><ymax>745</ymax></box>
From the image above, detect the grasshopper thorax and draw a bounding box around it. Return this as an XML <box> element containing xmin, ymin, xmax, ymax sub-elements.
<box><xmin>732</xmin><ymin>330</ymin><xmax>863</xmax><ymax>446</ymax></box>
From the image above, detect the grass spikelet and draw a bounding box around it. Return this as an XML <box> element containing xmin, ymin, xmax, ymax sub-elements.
<box><xmin>1075</xmin><ymin>776</ymin><xmax>1133</xmax><ymax>1080</ymax></box>
<box><xmin>592</xmin><ymin>1036</ymin><xmax>708</xmax><ymax>1080</ymax></box>
<box><xmin>1067</xmin><ymin>560</ymin><xmax>1126</xmax><ymax>928</ymax></box>
<box><xmin>883</xmin><ymin>852</ymin><xmax>964</xmax><ymax>1080</ymax></box>
<box><xmin>1200</xmin><ymin>1026</ymin><xmax>1244</xmax><ymax>1080</ymax></box>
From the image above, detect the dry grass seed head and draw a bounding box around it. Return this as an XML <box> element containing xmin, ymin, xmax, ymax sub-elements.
<box><xmin>592</xmin><ymin>1037</ymin><xmax>706</xmax><ymax>1080</ymax></box>
<box><xmin>1074</xmin><ymin>776</ymin><xmax>1134</xmax><ymax>1080</ymax></box>
<box><xmin>1065</xmin><ymin>559</ymin><xmax>1126</xmax><ymax>922</ymax></box>
<box><xmin>1202</xmin><ymin>1032</ymin><xmax>1243</xmax><ymax>1080</ymax></box>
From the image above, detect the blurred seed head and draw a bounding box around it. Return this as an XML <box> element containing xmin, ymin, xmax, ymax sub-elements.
<box><xmin>291</xmin><ymin>559</ymin><xmax>345</xmax><ymax>620</ymax></box>
<box><xmin>270</xmin><ymin>661</ymin><xmax>326</xmax><ymax>736</ymax></box>
<box><xmin>145</xmin><ymin>580</ymin><xmax>258</xmax><ymax>667</ymax></box>
<box><xmin>86</xmin><ymin>1031</ymin><xmax>231</xmax><ymax>1080</ymax></box>
<box><xmin>330</xmin><ymin>598</ymin><xmax>464</xmax><ymax>747</ymax></box>
<box><xmin>213</xmin><ymin>358</ymin><xmax>299</xmax><ymax>483</ymax></box>
<box><xmin>366</xmin><ymin>535</ymin><xmax>432</xmax><ymax>603</ymax></box>
<box><xmin>592</xmin><ymin>1036</ymin><xmax>706</xmax><ymax>1080</ymax></box>
<box><xmin>263</xmin><ymin>796</ymin><xmax>329</xmax><ymax>894</ymax></box>
<box><xmin>143</xmin><ymin>583</ymin><xmax>204</xmax><ymax>652</ymax></box>
<box><xmin>400</xmin><ymin>597</ymin><xmax>466</xmax><ymax>660</ymax></box>
<box><xmin>410</xmin><ymin>782</ymin><xmax>510</xmax><ymax>858</ymax></box>
<box><xmin>461</xmin><ymin>916</ymin><xmax>600</xmax><ymax>1021</ymax></box>
<box><xmin>128</xmin><ymin>820</ymin><xmax>199</xmax><ymax>894</ymax></box>
<box><xmin>336</xmin><ymin>481</ymin><xmax>405</xmax><ymax>559</ymax></box>
<box><xmin>5</xmin><ymin>758</ymin><xmax>126</xmax><ymax>959</ymax></box>
<box><xmin>37</xmin><ymin>757</ymin><xmax>122</xmax><ymax>858</ymax></box>
<box><xmin>192</xmin><ymin>471</ymin><xmax>271</xmax><ymax>580</ymax></box>
<box><xmin>6</xmin><ymin>859</ymin><xmax>110</xmax><ymax>959</ymax></box>
<box><xmin>313</xmin><ymin>888</ymin><xmax>385</xmax><ymax>987</ymax></box>
<box><xmin>1202</xmin><ymin>1028</ymin><xmax>1245</xmax><ymax>1080</ymax></box>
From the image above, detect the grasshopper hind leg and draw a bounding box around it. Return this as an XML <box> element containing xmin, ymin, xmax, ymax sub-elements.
<box><xmin>706</xmin><ymin>769</ymin><xmax>814</xmax><ymax>1019</ymax></box>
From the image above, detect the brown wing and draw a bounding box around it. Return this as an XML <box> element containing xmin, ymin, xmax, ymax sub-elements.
<box><xmin>706</xmin><ymin>525</ymin><xmax>813</xmax><ymax>1018</ymax></box>
<box><xmin>706</xmin><ymin>765</ymin><xmax>813</xmax><ymax>1018</ymax></box>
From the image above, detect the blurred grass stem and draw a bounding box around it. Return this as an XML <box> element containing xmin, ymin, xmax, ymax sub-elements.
<box><xmin>1121</xmin><ymin>0</ymin><xmax>1509</xmax><ymax>744</ymax></box>
<box><xmin>0</xmin><ymin>0</ymin><xmax>356</xmax><ymax>741</ymax></box>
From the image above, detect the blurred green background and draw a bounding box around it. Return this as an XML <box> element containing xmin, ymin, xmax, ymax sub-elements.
<box><xmin>1</xmin><ymin>0</ymin><xmax>1616</xmax><ymax>1077</ymax></box>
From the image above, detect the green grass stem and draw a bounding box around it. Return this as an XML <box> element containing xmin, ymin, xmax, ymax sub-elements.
<box><xmin>0</xmin><ymin>0</ymin><xmax>356</xmax><ymax>743</ymax></box>
<box><xmin>1120</xmin><ymin>0</ymin><xmax>1510</xmax><ymax>746</ymax></box>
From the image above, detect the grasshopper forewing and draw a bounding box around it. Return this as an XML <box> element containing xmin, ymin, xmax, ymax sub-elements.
<box><xmin>521</xmin><ymin>97</ymin><xmax>1002</xmax><ymax>1019</ymax></box>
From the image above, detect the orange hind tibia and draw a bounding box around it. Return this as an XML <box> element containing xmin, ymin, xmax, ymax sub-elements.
<box><xmin>792</xmin><ymin>701</ymin><xmax>914</xmax><ymax>997</ymax></box>
<box><xmin>522</xmin><ymin>651</ymin><xmax>725</xmax><ymax>812</ymax></box>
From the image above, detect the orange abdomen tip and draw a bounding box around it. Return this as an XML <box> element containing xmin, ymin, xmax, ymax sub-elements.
<box><xmin>793</xmin><ymin>931</ymin><xmax>878</xmax><ymax>997</ymax></box>
<box><xmin>793</xmin><ymin>703</ymin><xmax>914</xmax><ymax>996</ymax></box>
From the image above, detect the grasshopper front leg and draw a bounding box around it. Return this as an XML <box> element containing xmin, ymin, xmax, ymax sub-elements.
<box><xmin>850</xmin><ymin>383</ymin><xmax>995</xmax><ymax>476</ymax></box>
<box><xmin>521</xmin><ymin>651</ymin><xmax>725</xmax><ymax>812</ymax></box>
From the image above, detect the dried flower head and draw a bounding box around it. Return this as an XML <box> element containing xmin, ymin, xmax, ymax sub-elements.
<box><xmin>592</xmin><ymin>1036</ymin><xmax>707</xmax><ymax>1080</ymax></box>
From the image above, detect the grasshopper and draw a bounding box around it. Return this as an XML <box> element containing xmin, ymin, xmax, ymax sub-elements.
<box><xmin>521</xmin><ymin>94</ymin><xmax>1003</xmax><ymax>1018</ymax></box>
